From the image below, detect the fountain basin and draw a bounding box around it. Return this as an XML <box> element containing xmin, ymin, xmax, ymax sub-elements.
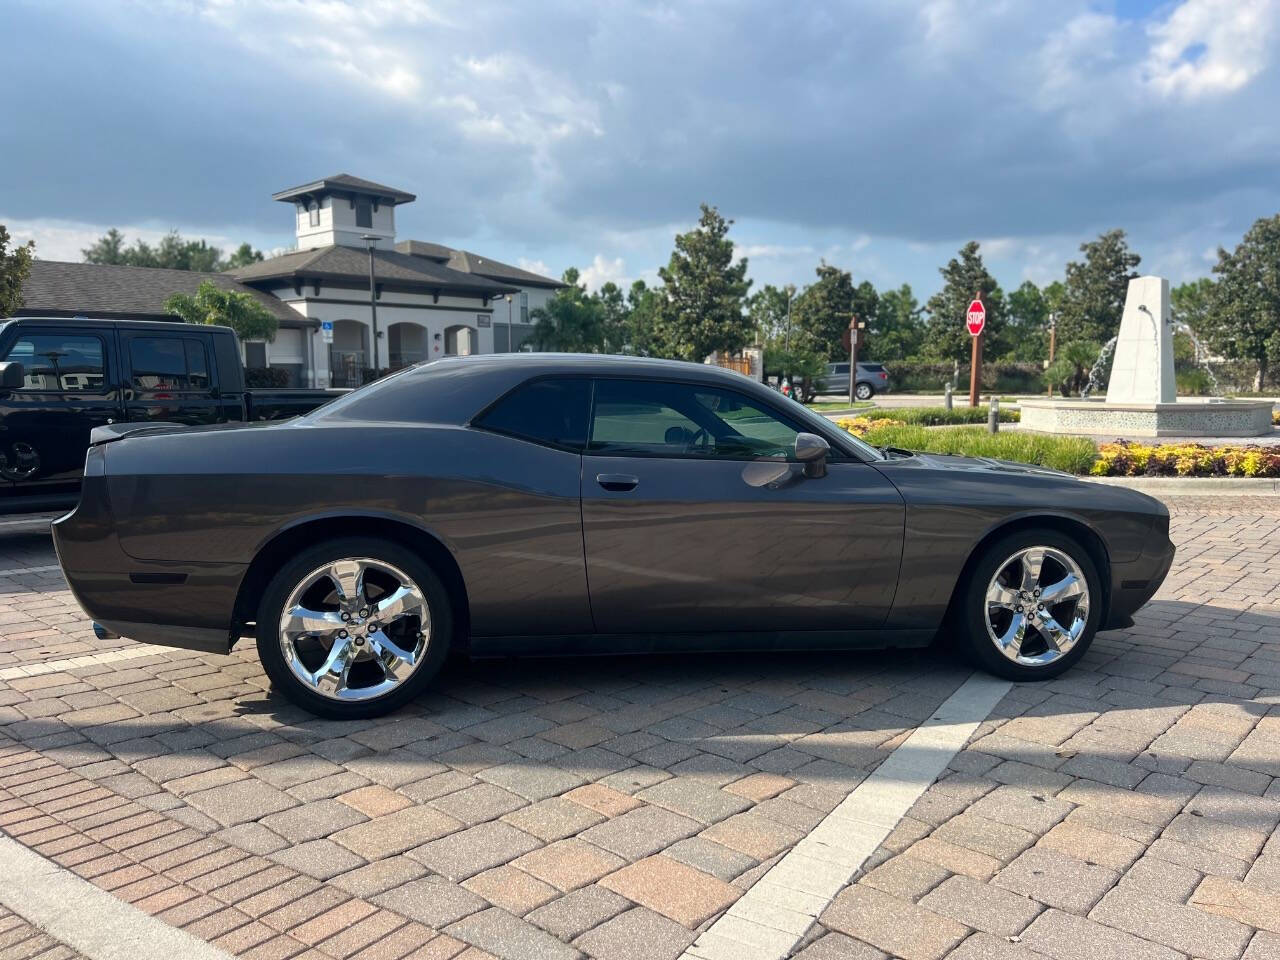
<box><xmin>1019</xmin><ymin>397</ymin><xmax>1274</xmax><ymax>438</ymax></box>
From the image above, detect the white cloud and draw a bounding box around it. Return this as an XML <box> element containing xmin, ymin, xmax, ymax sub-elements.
<box><xmin>1145</xmin><ymin>0</ymin><xmax>1280</xmax><ymax>97</ymax></box>
<box><xmin>578</xmin><ymin>254</ymin><xmax>630</xmax><ymax>291</ymax></box>
<box><xmin>517</xmin><ymin>257</ymin><xmax>554</xmax><ymax>278</ymax></box>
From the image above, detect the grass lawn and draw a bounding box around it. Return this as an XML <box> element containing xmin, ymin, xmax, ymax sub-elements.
<box><xmin>861</xmin><ymin>424</ymin><xmax>1100</xmax><ymax>474</ymax></box>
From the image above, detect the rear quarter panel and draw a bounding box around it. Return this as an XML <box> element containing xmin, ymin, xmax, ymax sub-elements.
<box><xmin>102</xmin><ymin>420</ymin><xmax>593</xmax><ymax>636</ymax></box>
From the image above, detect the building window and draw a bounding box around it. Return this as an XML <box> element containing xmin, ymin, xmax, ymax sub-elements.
<box><xmin>244</xmin><ymin>341</ymin><xmax>268</xmax><ymax>368</ymax></box>
<box><xmin>355</xmin><ymin>197</ymin><xmax>372</xmax><ymax>228</ymax></box>
<box><xmin>307</xmin><ymin>200</ymin><xmax>320</xmax><ymax>227</ymax></box>
<box><xmin>520</xmin><ymin>291</ymin><xmax>529</xmax><ymax>324</ymax></box>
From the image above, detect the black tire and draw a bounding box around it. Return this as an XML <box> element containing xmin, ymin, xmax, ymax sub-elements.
<box><xmin>256</xmin><ymin>536</ymin><xmax>453</xmax><ymax>719</ymax></box>
<box><xmin>854</xmin><ymin>382</ymin><xmax>874</xmax><ymax>400</ymax></box>
<box><xmin>955</xmin><ymin>528</ymin><xmax>1101</xmax><ymax>682</ymax></box>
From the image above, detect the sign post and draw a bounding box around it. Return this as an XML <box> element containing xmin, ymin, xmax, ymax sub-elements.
<box><xmin>847</xmin><ymin>316</ymin><xmax>864</xmax><ymax>406</ymax></box>
<box><xmin>966</xmin><ymin>293</ymin><xmax>986</xmax><ymax>408</ymax></box>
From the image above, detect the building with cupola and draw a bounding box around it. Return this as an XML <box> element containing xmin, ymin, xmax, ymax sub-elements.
<box><xmin>16</xmin><ymin>174</ymin><xmax>564</xmax><ymax>387</ymax></box>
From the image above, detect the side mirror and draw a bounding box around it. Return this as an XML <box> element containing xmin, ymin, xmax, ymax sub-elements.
<box><xmin>0</xmin><ymin>361</ymin><xmax>24</xmax><ymax>391</ymax></box>
<box><xmin>795</xmin><ymin>432</ymin><xmax>830</xmax><ymax>478</ymax></box>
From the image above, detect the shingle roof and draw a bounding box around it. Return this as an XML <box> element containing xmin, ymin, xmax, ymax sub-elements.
<box><xmin>231</xmin><ymin>245</ymin><xmax>517</xmax><ymax>295</ymax></box>
<box><xmin>272</xmin><ymin>174</ymin><xmax>416</xmax><ymax>205</ymax></box>
<box><xmin>394</xmin><ymin>240</ymin><xmax>565</xmax><ymax>289</ymax></box>
<box><xmin>15</xmin><ymin>261</ymin><xmax>304</xmax><ymax>324</ymax></box>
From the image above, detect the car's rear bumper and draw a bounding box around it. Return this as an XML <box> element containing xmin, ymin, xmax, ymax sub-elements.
<box><xmin>52</xmin><ymin>478</ymin><xmax>243</xmax><ymax>655</ymax></box>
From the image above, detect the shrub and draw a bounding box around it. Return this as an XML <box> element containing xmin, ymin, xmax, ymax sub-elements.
<box><xmin>1090</xmin><ymin>442</ymin><xmax>1280</xmax><ymax>478</ymax></box>
<box><xmin>244</xmin><ymin>366</ymin><xmax>290</xmax><ymax>388</ymax></box>
<box><xmin>850</xmin><ymin>424</ymin><xmax>1099</xmax><ymax>474</ymax></box>
<box><xmin>880</xmin><ymin>362</ymin><xmax>1046</xmax><ymax>394</ymax></box>
<box><xmin>857</xmin><ymin>405</ymin><xmax>1020</xmax><ymax>426</ymax></box>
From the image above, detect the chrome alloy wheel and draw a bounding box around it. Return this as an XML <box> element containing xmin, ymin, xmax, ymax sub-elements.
<box><xmin>278</xmin><ymin>557</ymin><xmax>431</xmax><ymax>702</ymax></box>
<box><xmin>985</xmin><ymin>546</ymin><xmax>1090</xmax><ymax>668</ymax></box>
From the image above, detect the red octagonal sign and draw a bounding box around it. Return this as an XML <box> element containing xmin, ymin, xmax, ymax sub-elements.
<box><xmin>966</xmin><ymin>298</ymin><xmax>986</xmax><ymax>336</ymax></box>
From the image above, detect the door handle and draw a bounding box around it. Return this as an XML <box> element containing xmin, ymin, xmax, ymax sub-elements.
<box><xmin>596</xmin><ymin>473</ymin><xmax>639</xmax><ymax>492</ymax></box>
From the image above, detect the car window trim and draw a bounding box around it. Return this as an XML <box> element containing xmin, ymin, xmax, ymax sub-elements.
<box><xmin>585</xmin><ymin>374</ymin><xmax>867</xmax><ymax>463</ymax></box>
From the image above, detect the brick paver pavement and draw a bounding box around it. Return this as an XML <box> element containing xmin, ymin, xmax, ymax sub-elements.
<box><xmin>0</xmin><ymin>494</ymin><xmax>1276</xmax><ymax>960</ymax></box>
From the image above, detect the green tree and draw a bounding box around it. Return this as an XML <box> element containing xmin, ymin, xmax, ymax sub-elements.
<box><xmin>1004</xmin><ymin>280</ymin><xmax>1050</xmax><ymax>362</ymax></box>
<box><xmin>528</xmin><ymin>268</ymin><xmax>605</xmax><ymax>352</ymax></box>
<box><xmin>922</xmin><ymin>241</ymin><xmax>1006</xmax><ymax>363</ymax></box>
<box><xmin>625</xmin><ymin>280</ymin><xmax>664</xmax><ymax>356</ymax></box>
<box><xmin>1045</xmin><ymin>340</ymin><xmax>1101</xmax><ymax>397</ymax></box>
<box><xmin>747</xmin><ymin>284</ymin><xmax>791</xmax><ymax>344</ymax></box>
<box><xmin>651</xmin><ymin>204</ymin><xmax>752</xmax><ymax>361</ymax></box>
<box><xmin>594</xmin><ymin>281</ymin><xmax>630</xmax><ymax>354</ymax></box>
<box><xmin>0</xmin><ymin>225</ymin><xmax>35</xmax><ymax>317</ymax></box>
<box><xmin>83</xmin><ymin>229</ymin><xmax>262</xmax><ymax>272</ymax></box>
<box><xmin>791</xmin><ymin>263</ymin><xmax>859</xmax><ymax>360</ymax></box>
<box><xmin>224</xmin><ymin>242</ymin><xmax>265</xmax><ymax>269</ymax></box>
<box><xmin>165</xmin><ymin>280</ymin><xmax>278</xmax><ymax>342</ymax></box>
<box><xmin>82</xmin><ymin>228</ymin><xmax>126</xmax><ymax>265</ymax></box>
<box><xmin>1205</xmin><ymin>214</ymin><xmax>1280</xmax><ymax>391</ymax></box>
<box><xmin>1055</xmin><ymin>229</ymin><xmax>1141</xmax><ymax>346</ymax></box>
<box><xmin>869</xmin><ymin>284</ymin><xmax>925</xmax><ymax>361</ymax></box>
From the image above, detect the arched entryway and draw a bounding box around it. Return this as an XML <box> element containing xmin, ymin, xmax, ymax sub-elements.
<box><xmin>443</xmin><ymin>324</ymin><xmax>476</xmax><ymax>357</ymax></box>
<box><xmin>329</xmin><ymin>320</ymin><xmax>369</xmax><ymax>387</ymax></box>
<box><xmin>388</xmin><ymin>322</ymin><xmax>427</xmax><ymax>370</ymax></box>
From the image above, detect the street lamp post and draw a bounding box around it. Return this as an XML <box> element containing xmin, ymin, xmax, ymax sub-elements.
<box><xmin>361</xmin><ymin>234</ymin><xmax>380</xmax><ymax>372</ymax></box>
<box><xmin>505</xmin><ymin>294</ymin><xmax>514</xmax><ymax>352</ymax></box>
<box><xmin>1046</xmin><ymin>312</ymin><xmax>1057</xmax><ymax>397</ymax></box>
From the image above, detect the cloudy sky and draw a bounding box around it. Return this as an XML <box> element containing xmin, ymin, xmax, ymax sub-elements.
<box><xmin>3</xmin><ymin>0</ymin><xmax>1279</xmax><ymax>299</ymax></box>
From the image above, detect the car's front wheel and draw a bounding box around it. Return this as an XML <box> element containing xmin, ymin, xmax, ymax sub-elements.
<box><xmin>255</xmin><ymin>537</ymin><xmax>452</xmax><ymax>719</ymax></box>
<box><xmin>956</xmin><ymin>529</ymin><xmax>1101</xmax><ymax>681</ymax></box>
<box><xmin>854</xmin><ymin>382</ymin><xmax>874</xmax><ymax>400</ymax></box>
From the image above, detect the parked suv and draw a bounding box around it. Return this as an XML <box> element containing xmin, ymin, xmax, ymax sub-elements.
<box><xmin>816</xmin><ymin>361</ymin><xmax>891</xmax><ymax>399</ymax></box>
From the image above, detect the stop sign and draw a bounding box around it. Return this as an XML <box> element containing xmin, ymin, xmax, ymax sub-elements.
<box><xmin>966</xmin><ymin>298</ymin><xmax>986</xmax><ymax>336</ymax></box>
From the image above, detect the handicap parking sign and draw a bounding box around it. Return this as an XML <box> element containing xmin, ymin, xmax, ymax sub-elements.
<box><xmin>321</xmin><ymin>320</ymin><xmax>334</xmax><ymax>343</ymax></box>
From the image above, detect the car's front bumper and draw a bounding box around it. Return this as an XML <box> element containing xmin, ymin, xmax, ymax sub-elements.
<box><xmin>1104</xmin><ymin>523</ymin><xmax>1176</xmax><ymax>629</ymax></box>
<box><xmin>52</xmin><ymin>477</ymin><xmax>243</xmax><ymax>655</ymax></box>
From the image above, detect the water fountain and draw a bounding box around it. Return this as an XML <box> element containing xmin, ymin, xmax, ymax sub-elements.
<box><xmin>1020</xmin><ymin>276</ymin><xmax>1273</xmax><ymax>437</ymax></box>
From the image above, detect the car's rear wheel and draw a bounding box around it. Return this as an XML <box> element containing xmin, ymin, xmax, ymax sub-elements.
<box><xmin>956</xmin><ymin>529</ymin><xmax>1101</xmax><ymax>681</ymax></box>
<box><xmin>255</xmin><ymin>537</ymin><xmax>452</xmax><ymax>719</ymax></box>
<box><xmin>855</xmin><ymin>382</ymin><xmax>874</xmax><ymax>400</ymax></box>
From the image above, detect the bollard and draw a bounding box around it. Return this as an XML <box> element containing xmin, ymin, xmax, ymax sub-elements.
<box><xmin>944</xmin><ymin>383</ymin><xmax>953</xmax><ymax>411</ymax></box>
<box><xmin>988</xmin><ymin>396</ymin><xmax>1000</xmax><ymax>433</ymax></box>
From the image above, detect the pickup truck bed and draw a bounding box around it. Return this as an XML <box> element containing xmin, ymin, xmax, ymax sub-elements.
<box><xmin>0</xmin><ymin>316</ymin><xmax>345</xmax><ymax>514</ymax></box>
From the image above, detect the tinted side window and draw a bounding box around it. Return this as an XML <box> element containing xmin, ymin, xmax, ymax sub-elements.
<box><xmin>475</xmin><ymin>378</ymin><xmax>590</xmax><ymax>450</ymax></box>
<box><xmin>130</xmin><ymin>338</ymin><xmax>209</xmax><ymax>392</ymax></box>
<box><xmin>589</xmin><ymin>379</ymin><xmax>800</xmax><ymax>460</ymax></box>
<box><xmin>833</xmin><ymin>363</ymin><xmax>851</xmax><ymax>374</ymax></box>
<box><xmin>185</xmin><ymin>340</ymin><xmax>210</xmax><ymax>389</ymax></box>
<box><xmin>3</xmin><ymin>334</ymin><xmax>105</xmax><ymax>391</ymax></box>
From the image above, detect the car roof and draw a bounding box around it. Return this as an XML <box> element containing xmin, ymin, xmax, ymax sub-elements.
<box><xmin>0</xmin><ymin>316</ymin><xmax>235</xmax><ymax>335</ymax></box>
<box><xmin>426</xmin><ymin>352</ymin><xmax>758</xmax><ymax>385</ymax></box>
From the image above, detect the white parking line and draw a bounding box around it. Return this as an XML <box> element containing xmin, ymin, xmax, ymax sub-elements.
<box><xmin>0</xmin><ymin>564</ymin><xmax>62</xmax><ymax>577</ymax></box>
<box><xmin>0</xmin><ymin>645</ymin><xmax>169</xmax><ymax>681</ymax></box>
<box><xmin>683</xmin><ymin>672</ymin><xmax>1012</xmax><ymax>960</ymax></box>
<box><xmin>0</xmin><ymin>835</ymin><xmax>235</xmax><ymax>960</ymax></box>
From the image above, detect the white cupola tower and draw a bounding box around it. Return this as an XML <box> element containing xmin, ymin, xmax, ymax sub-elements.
<box><xmin>272</xmin><ymin>174</ymin><xmax>416</xmax><ymax>250</ymax></box>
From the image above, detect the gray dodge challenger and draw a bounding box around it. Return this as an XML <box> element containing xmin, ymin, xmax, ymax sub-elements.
<box><xmin>52</xmin><ymin>354</ymin><xmax>1174</xmax><ymax>719</ymax></box>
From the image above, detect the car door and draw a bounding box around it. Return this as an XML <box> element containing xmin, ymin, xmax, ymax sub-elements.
<box><xmin>121</xmin><ymin>332</ymin><xmax>223</xmax><ymax>425</ymax></box>
<box><xmin>581</xmin><ymin>376</ymin><xmax>904</xmax><ymax>635</ymax></box>
<box><xmin>0</xmin><ymin>327</ymin><xmax>121</xmax><ymax>491</ymax></box>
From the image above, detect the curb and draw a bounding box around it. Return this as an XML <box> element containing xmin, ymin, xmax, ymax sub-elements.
<box><xmin>1083</xmin><ymin>476</ymin><xmax>1280</xmax><ymax>494</ymax></box>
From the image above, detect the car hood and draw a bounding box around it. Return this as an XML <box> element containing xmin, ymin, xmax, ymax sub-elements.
<box><xmin>888</xmin><ymin>449</ymin><xmax>1077</xmax><ymax>481</ymax></box>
